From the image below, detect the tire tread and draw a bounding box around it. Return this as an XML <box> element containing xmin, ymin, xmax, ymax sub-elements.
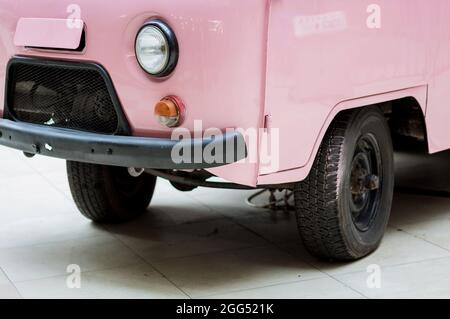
<box><xmin>67</xmin><ymin>161</ymin><xmax>155</xmax><ymax>223</ymax></box>
<box><xmin>295</xmin><ymin>111</ymin><xmax>357</xmax><ymax>260</ymax></box>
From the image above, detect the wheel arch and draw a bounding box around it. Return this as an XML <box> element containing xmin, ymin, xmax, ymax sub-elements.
<box><xmin>257</xmin><ymin>85</ymin><xmax>428</xmax><ymax>186</ymax></box>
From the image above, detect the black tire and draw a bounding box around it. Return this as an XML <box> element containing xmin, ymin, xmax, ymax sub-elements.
<box><xmin>294</xmin><ymin>107</ymin><xmax>394</xmax><ymax>261</ymax></box>
<box><xmin>67</xmin><ymin>161</ymin><xmax>157</xmax><ymax>224</ymax></box>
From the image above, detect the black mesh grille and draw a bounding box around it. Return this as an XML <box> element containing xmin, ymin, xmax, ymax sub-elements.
<box><xmin>7</xmin><ymin>60</ymin><xmax>121</xmax><ymax>134</ymax></box>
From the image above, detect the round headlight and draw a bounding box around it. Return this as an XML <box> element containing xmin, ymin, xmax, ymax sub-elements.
<box><xmin>135</xmin><ymin>20</ymin><xmax>178</xmax><ymax>77</ymax></box>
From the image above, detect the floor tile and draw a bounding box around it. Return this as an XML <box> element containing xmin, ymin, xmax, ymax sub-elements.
<box><xmin>110</xmin><ymin>219</ymin><xmax>267</xmax><ymax>262</ymax></box>
<box><xmin>336</xmin><ymin>257</ymin><xmax>450</xmax><ymax>299</ymax></box>
<box><xmin>390</xmin><ymin>193</ymin><xmax>450</xmax><ymax>227</ymax></box>
<box><xmin>153</xmin><ymin>245</ymin><xmax>325</xmax><ymax>298</ymax></box>
<box><xmin>395</xmin><ymin>150</ymin><xmax>450</xmax><ymax>192</ymax></box>
<box><xmin>0</xmin><ymin>214</ymin><xmax>109</xmax><ymax>249</ymax></box>
<box><xmin>398</xmin><ymin>218</ymin><xmax>450</xmax><ymax>251</ymax></box>
<box><xmin>0</xmin><ymin>236</ymin><xmax>141</xmax><ymax>282</ymax></box>
<box><xmin>306</xmin><ymin>227</ymin><xmax>450</xmax><ymax>276</ymax></box>
<box><xmin>206</xmin><ymin>277</ymin><xmax>364</xmax><ymax>299</ymax></box>
<box><xmin>21</xmin><ymin>155</ymin><xmax>67</xmax><ymax>175</ymax></box>
<box><xmin>37</xmin><ymin>170</ymin><xmax>72</xmax><ymax>199</ymax></box>
<box><xmin>191</xmin><ymin>189</ymin><xmax>300</xmax><ymax>243</ymax></box>
<box><xmin>106</xmin><ymin>178</ymin><xmax>225</xmax><ymax>229</ymax></box>
<box><xmin>189</xmin><ymin>188</ymin><xmax>261</xmax><ymax>215</ymax></box>
<box><xmin>0</xmin><ymin>148</ymin><xmax>36</xmax><ymax>178</ymax></box>
<box><xmin>0</xmin><ymin>268</ymin><xmax>21</xmax><ymax>299</ymax></box>
<box><xmin>0</xmin><ymin>149</ymin><xmax>448</xmax><ymax>298</ymax></box>
<box><xmin>15</xmin><ymin>263</ymin><xmax>187</xmax><ymax>299</ymax></box>
<box><xmin>0</xmin><ymin>174</ymin><xmax>75</xmax><ymax>224</ymax></box>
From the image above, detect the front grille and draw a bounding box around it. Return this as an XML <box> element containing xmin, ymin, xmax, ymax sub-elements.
<box><xmin>6</xmin><ymin>59</ymin><xmax>127</xmax><ymax>134</ymax></box>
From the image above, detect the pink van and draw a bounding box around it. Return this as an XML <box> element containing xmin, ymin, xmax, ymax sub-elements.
<box><xmin>0</xmin><ymin>1</ymin><xmax>445</xmax><ymax>261</ymax></box>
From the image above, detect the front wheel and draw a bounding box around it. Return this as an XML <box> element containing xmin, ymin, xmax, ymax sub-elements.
<box><xmin>67</xmin><ymin>161</ymin><xmax>157</xmax><ymax>224</ymax></box>
<box><xmin>294</xmin><ymin>107</ymin><xmax>394</xmax><ymax>261</ymax></box>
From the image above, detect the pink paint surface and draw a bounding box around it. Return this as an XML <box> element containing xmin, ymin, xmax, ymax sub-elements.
<box><xmin>14</xmin><ymin>18</ymin><xmax>84</xmax><ymax>50</ymax></box>
<box><xmin>0</xmin><ymin>0</ymin><xmax>449</xmax><ymax>186</ymax></box>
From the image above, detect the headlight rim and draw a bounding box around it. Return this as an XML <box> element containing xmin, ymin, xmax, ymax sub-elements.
<box><xmin>135</xmin><ymin>19</ymin><xmax>179</xmax><ymax>78</ymax></box>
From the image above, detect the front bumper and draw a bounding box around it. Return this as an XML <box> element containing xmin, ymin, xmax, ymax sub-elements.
<box><xmin>0</xmin><ymin>120</ymin><xmax>247</xmax><ymax>169</ymax></box>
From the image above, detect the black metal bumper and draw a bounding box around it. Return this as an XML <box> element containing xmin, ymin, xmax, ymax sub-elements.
<box><xmin>0</xmin><ymin>120</ymin><xmax>247</xmax><ymax>169</ymax></box>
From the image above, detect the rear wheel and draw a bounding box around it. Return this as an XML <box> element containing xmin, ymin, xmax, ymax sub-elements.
<box><xmin>294</xmin><ymin>107</ymin><xmax>394</xmax><ymax>260</ymax></box>
<box><xmin>67</xmin><ymin>161</ymin><xmax>156</xmax><ymax>224</ymax></box>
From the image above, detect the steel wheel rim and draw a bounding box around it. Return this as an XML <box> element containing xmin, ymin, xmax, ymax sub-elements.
<box><xmin>348</xmin><ymin>133</ymin><xmax>383</xmax><ymax>232</ymax></box>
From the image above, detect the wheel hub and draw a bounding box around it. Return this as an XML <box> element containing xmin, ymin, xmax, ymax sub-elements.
<box><xmin>349</xmin><ymin>134</ymin><xmax>383</xmax><ymax>232</ymax></box>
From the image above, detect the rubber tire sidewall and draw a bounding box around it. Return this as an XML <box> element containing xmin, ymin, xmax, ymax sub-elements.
<box><xmin>67</xmin><ymin>162</ymin><xmax>157</xmax><ymax>224</ymax></box>
<box><xmin>338</xmin><ymin>107</ymin><xmax>394</xmax><ymax>257</ymax></box>
<box><xmin>103</xmin><ymin>165</ymin><xmax>156</xmax><ymax>217</ymax></box>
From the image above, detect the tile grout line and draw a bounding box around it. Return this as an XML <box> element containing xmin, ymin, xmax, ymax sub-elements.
<box><xmin>186</xmin><ymin>195</ymin><xmax>371</xmax><ymax>298</ymax></box>
<box><xmin>28</xmin><ymin>166</ymin><xmax>73</xmax><ymax>202</ymax></box>
<box><xmin>0</xmin><ymin>233</ymin><xmax>110</xmax><ymax>253</ymax></box>
<box><xmin>101</xmin><ymin>199</ymin><xmax>331</xmax><ymax>299</ymax></box>
<box><xmin>188</xmin><ymin>193</ymin><xmax>450</xmax><ymax>298</ymax></box>
<box><xmin>2</xmin><ymin>237</ymin><xmax>146</xmax><ymax>285</ymax></box>
<box><xmin>226</xmin><ymin>218</ymin><xmax>368</xmax><ymax>298</ymax></box>
<box><xmin>143</xmin><ymin>243</ymin><xmax>272</xmax><ymax>264</ymax></box>
<box><xmin>317</xmin><ymin>272</ymin><xmax>370</xmax><ymax>299</ymax></box>
<box><xmin>186</xmin><ymin>194</ymin><xmax>278</xmax><ymax>242</ymax></box>
<box><xmin>15</xmin><ymin>152</ymin><xmax>74</xmax><ymax>202</ymax></box>
<box><xmin>201</xmin><ymin>253</ymin><xmax>450</xmax><ymax>299</ymax></box>
<box><xmin>2</xmin><ymin>174</ymin><xmax>323</xmax><ymax>296</ymax></box>
<box><xmin>262</xmin><ymin>240</ymin><xmax>370</xmax><ymax>299</ymax></box>
<box><xmin>102</xmin><ymin>226</ymin><xmax>192</xmax><ymax>299</ymax></box>
<box><xmin>3</xmin><ymin>163</ymin><xmax>362</xmax><ymax>297</ymax></box>
<box><xmin>6</xmin><ymin>167</ymin><xmax>447</xmax><ymax>298</ymax></box>
<box><xmin>388</xmin><ymin>224</ymin><xmax>450</xmax><ymax>254</ymax></box>
<box><xmin>9</xmin><ymin>242</ymin><xmax>271</xmax><ymax>285</ymax></box>
<box><xmin>0</xmin><ymin>266</ymin><xmax>23</xmax><ymax>299</ymax></box>
<box><xmin>194</xmin><ymin>275</ymin><xmax>366</xmax><ymax>299</ymax></box>
<box><xmin>308</xmin><ymin>254</ymin><xmax>450</xmax><ymax>279</ymax></box>
<box><xmin>11</xmin><ymin>262</ymin><xmax>142</xmax><ymax>285</ymax></box>
<box><xmin>11</xmin><ymin>237</ymin><xmax>450</xmax><ymax>298</ymax></box>
<box><xmin>318</xmin><ymin>253</ymin><xmax>450</xmax><ymax>300</ymax></box>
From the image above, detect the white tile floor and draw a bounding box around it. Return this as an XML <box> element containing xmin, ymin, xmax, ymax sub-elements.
<box><xmin>1</xmin><ymin>146</ymin><xmax>450</xmax><ymax>299</ymax></box>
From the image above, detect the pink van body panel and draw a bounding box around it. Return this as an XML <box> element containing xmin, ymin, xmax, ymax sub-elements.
<box><xmin>0</xmin><ymin>0</ymin><xmax>449</xmax><ymax>186</ymax></box>
<box><xmin>258</xmin><ymin>85</ymin><xmax>428</xmax><ymax>185</ymax></box>
<box><xmin>263</xmin><ymin>1</ymin><xmax>432</xmax><ymax>177</ymax></box>
<box><xmin>0</xmin><ymin>0</ymin><xmax>269</xmax><ymax>186</ymax></box>
<box><xmin>14</xmin><ymin>18</ymin><xmax>84</xmax><ymax>50</ymax></box>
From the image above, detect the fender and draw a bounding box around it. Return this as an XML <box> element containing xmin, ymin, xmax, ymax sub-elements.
<box><xmin>257</xmin><ymin>85</ymin><xmax>428</xmax><ymax>185</ymax></box>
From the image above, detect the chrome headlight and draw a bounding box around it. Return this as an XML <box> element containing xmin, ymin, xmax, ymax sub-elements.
<box><xmin>135</xmin><ymin>20</ymin><xmax>178</xmax><ymax>77</ymax></box>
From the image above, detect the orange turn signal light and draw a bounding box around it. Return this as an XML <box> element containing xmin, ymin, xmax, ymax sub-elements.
<box><xmin>154</xmin><ymin>96</ymin><xmax>184</xmax><ymax>128</ymax></box>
